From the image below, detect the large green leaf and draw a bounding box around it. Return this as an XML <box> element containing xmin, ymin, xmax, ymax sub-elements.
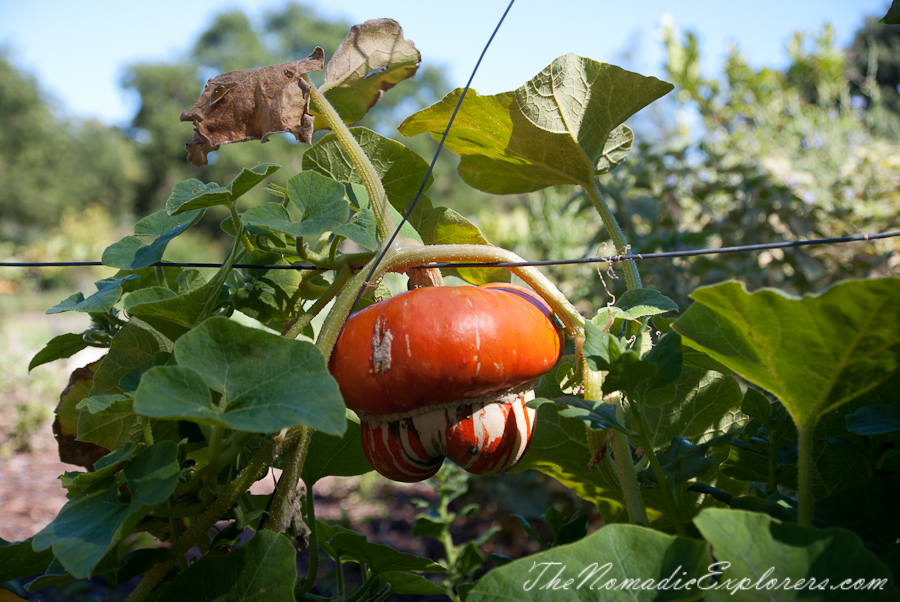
<box><xmin>399</xmin><ymin>56</ymin><xmax>673</xmax><ymax>193</ymax></box>
<box><xmin>642</xmin><ymin>349</ymin><xmax>744</xmax><ymax>450</ymax></box>
<box><xmin>673</xmin><ymin>278</ymin><xmax>900</xmax><ymax>429</ymax></box>
<box><xmin>241</xmin><ymin>202</ymin><xmax>348</xmax><ymax>239</ymax></box>
<box><xmin>32</xmin><ymin>441</ymin><xmax>180</xmax><ymax>578</ymax></box>
<box><xmin>467</xmin><ymin>524</ymin><xmax>708</xmax><ymax>601</ymax></box>
<box><xmin>133</xmin><ymin>317</ymin><xmax>346</xmax><ymax>435</ymax></box>
<box><xmin>315</xmin><ymin>19</ymin><xmax>420</xmax><ymax>129</ymax></box>
<box><xmin>694</xmin><ymin>508</ymin><xmax>899</xmax><ymax>601</ymax></box>
<box><xmin>151</xmin><ymin>531</ymin><xmax>296</xmax><ymax>602</ymax></box>
<box><xmin>166</xmin><ymin>179</ymin><xmax>231</xmax><ymax>214</ymax></box>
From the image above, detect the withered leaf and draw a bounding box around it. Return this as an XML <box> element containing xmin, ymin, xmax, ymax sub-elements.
<box><xmin>53</xmin><ymin>358</ymin><xmax>109</xmax><ymax>470</ymax></box>
<box><xmin>315</xmin><ymin>18</ymin><xmax>421</xmax><ymax>129</ymax></box>
<box><xmin>181</xmin><ymin>48</ymin><xmax>325</xmax><ymax>167</ymax></box>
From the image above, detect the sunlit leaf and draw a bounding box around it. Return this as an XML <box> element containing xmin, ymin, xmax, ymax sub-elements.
<box><xmin>316</xmin><ymin>19</ymin><xmax>420</xmax><ymax>128</ymax></box>
<box><xmin>399</xmin><ymin>56</ymin><xmax>672</xmax><ymax>193</ymax></box>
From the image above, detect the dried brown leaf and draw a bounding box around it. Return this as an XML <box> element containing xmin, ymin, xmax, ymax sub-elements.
<box><xmin>54</xmin><ymin>359</ymin><xmax>109</xmax><ymax>470</ymax></box>
<box><xmin>180</xmin><ymin>48</ymin><xmax>325</xmax><ymax>167</ymax></box>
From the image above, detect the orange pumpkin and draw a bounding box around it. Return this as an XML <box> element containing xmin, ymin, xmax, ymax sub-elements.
<box><xmin>329</xmin><ymin>283</ymin><xmax>564</xmax><ymax>482</ymax></box>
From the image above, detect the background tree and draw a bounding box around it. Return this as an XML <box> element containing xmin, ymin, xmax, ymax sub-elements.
<box><xmin>0</xmin><ymin>54</ymin><xmax>139</xmax><ymax>244</ymax></box>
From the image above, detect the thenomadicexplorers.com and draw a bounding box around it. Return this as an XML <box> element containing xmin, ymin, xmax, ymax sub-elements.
<box><xmin>523</xmin><ymin>562</ymin><xmax>890</xmax><ymax>594</ymax></box>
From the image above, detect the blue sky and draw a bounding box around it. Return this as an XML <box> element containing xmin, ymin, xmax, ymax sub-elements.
<box><xmin>0</xmin><ymin>0</ymin><xmax>889</xmax><ymax>127</ymax></box>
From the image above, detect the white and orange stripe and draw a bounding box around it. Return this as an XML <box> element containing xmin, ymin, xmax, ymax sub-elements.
<box><xmin>359</xmin><ymin>390</ymin><xmax>536</xmax><ymax>483</ymax></box>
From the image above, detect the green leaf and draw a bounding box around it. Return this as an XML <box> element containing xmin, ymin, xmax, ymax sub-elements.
<box><xmin>616</xmin><ymin>288</ymin><xmax>678</xmax><ymax>319</ymax></box>
<box><xmin>635</xmin><ymin>332</ymin><xmax>683</xmax><ymax>401</ymax></box>
<box><xmin>582</xmin><ymin>320</ymin><xmax>626</xmax><ymax>372</ymax></box>
<box><xmin>303</xmin><ymin>127</ymin><xmax>434</xmax><ymax>216</ymax></box>
<box><xmin>242</xmin><ymin>202</ymin><xmax>348</xmax><ymax>240</ymax></box>
<box><xmin>126</xmin><ymin>241</ymin><xmax>238</xmax><ymax>328</ymax></box>
<box><xmin>595</xmin><ymin>124</ymin><xmax>634</xmax><ymax>174</ymax></box>
<box><xmin>740</xmin><ymin>388</ymin><xmax>772</xmax><ymax>424</ymax></box>
<box><xmin>412</xmin><ymin>514</ymin><xmax>447</xmax><ymax>540</ymax></box>
<box><xmin>102</xmin><ymin>209</ymin><xmax>204</xmax><ymax>270</ymax></box>
<box><xmin>327</xmin><ymin>532</ymin><xmax>445</xmax><ymax>575</ymax></box>
<box><xmin>400</xmin><ymin>57</ymin><xmax>673</xmax><ymax>193</ymax></box>
<box><xmin>134</xmin><ymin>317</ymin><xmax>346</xmax><ymax>435</ymax></box>
<box><xmin>845</xmin><ymin>402</ymin><xmax>900</xmax><ymax>436</ymax></box>
<box><xmin>378</xmin><ymin>570</ymin><xmax>446</xmax><ymax>596</ymax></box>
<box><xmin>467</xmin><ymin>524</ymin><xmax>709</xmax><ymax>602</ymax></box>
<box><xmin>416</xmin><ymin>205</ymin><xmax>510</xmax><ymax>285</ymax></box>
<box><xmin>83</xmin><ymin>317</ymin><xmax>187</xmax><ymax>449</ymax></box>
<box><xmin>133</xmin><ymin>366</ymin><xmax>221</xmax><ymax>426</ymax></box>
<box><xmin>881</xmin><ymin>0</ymin><xmax>900</xmax><ymax>24</ymax></box>
<box><xmin>228</xmin><ymin>163</ymin><xmax>280</xmax><ymax>200</ymax></box>
<box><xmin>61</xmin><ymin>443</ymin><xmax>137</xmax><ymax>496</ymax></box>
<box><xmin>316</xmin><ymin>19</ymin><xmax>421</xmax><ymax>128</ymax></box>
<box><xmin>673</xmin><ymin>278</ymin><xmax>900</xmax><ymax>429</ymax></box>
<box><xmin>642</xmin><ymin>349</ymin><xmax>744</xmax><ymax>452</ymax></box>
<box><xmin>594</xmin><ymin>288</ymin><xmax>677</xmax><ymax>335</ymax></box>
<box><xmin>123</xmin><ymin>286</ymin><xmax>178</xmax><ymax>311</ymax></box>
<box><xmin>46</xmin><ymin>275</ymin><xmax>138</xmax><ymax>315</ymax></box>
<box><xmin>151</xmin><ymin>531</ymin><xmax>296</xmax><ymax>602</ymax></box>
<box><xmin>232</xmin><ymin>264</ymin><xmax>304</xmax><ymax>325</ymax></box>
<box><xmin>639</xmin><ymin>434</ymin><xmax>734</xmax><ymax>494</ymax></box>
<box><xmin>32</xmin><ymin>441</ymin><xmax>179</xmax><ymax>578</ymax></box>
<box><xmin>346</xmin><ymin>181</ymin><xmax>424</xmax><ymax>243</ymax></box>
<box><xmin>166</xmin><ymin>179</ymin><xmax>231</xmax><ymax>215</ymax></box>
<box><xmin>29</xmin><ymin>333</ymin><xmax>89</xmax><ymax>371</ymax></box>
<box><xmin>76</xmin><ymin>394</ymin><xmax>133</xmax><ymax>415</ymax></box>
<box><xmin>0</xmin><ymin>538</ymin><xmax>54</xmax><ymax>582</ymax></box>
<box><xmin>302</xmin><ymin>418</ymin><xmax>372</xmax><ymax>484</ymax></box>
<box><xmin>694</xmin><ymin>508</ymin><xmax>899</xmax><ymax>601</ymax></box>
<box><xmin>548</xmin><ymin>397</ymin><xmax>635</xmax><ymax>435</ymax></box>
<box><xmin>335</xmin><ymin>207</ymin><xmax>379</xmax><ymax>250</ymax></box>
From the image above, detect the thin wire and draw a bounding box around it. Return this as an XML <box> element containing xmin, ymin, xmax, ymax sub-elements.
<box><xmin>347</xmin><ymin>0</ymin><xmax>517</xmax><ymax>314</ymax></box>
<box><xmin>1</xmin><ymin>230</ymin><xmax>897</xmax><ymax>270</ymax></box>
